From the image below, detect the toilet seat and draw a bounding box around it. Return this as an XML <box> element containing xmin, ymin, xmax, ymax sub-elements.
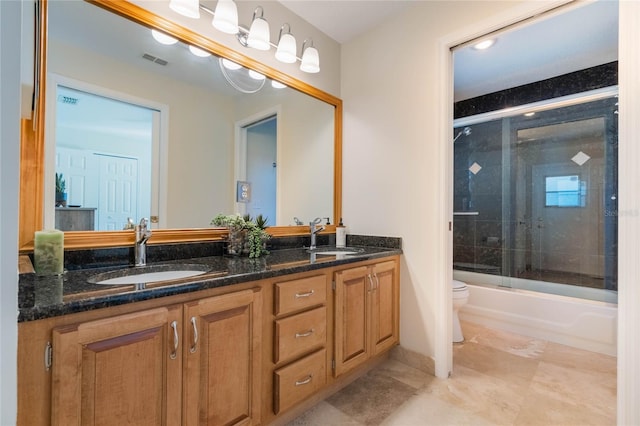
<box><xmin>452</xmin><ymin>280</ymin><xmax>467</xmax><ymax>291</ymax></box>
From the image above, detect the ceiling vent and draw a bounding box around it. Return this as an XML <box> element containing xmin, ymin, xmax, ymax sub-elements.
<box><xmin>142</xmin><ymin>53</ymin><xmax>168</xmax><ymax>66</ymax></box>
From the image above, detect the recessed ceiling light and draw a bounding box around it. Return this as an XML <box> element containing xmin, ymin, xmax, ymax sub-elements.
<box><xmin>188</xmin><ymin>45</ymin><xmax>211</xmax><ymax>57</ymax></box>
<box><xmin>473</xmin><ymin>39</ymin><xmax>496</xmax><ymax>50</ymax></box>
<box><xmin>221</xmin><ymin>58</ymin><xmax>242</xmax><ymax>70</ymax></box>
<box><xmin>151</xmin><ymin>29</ymin><xmax>178</xmax><ymax>45</ymax></box>
<box><xmin>248</xmin><ymin>70</ymin><xmax>265</xmax><ymax>81</ymax></box>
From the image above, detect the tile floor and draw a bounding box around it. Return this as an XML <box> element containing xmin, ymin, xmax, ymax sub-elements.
<box><xmin>287</xmin><ymin>320</ymin><xmax>617</xmax><ymax>426</ymax></box>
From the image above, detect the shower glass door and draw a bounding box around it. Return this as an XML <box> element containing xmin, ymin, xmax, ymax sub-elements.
<box><xmin>453</xmin><ymin>90</ymin><xmax>618</xmax><ymax>302</ymax></box>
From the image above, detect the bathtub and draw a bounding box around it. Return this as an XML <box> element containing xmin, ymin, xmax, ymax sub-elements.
<box><xmin>454</xmin><ymin>271</ymin><xmax>618</xmax><ymax>356</ymax></box>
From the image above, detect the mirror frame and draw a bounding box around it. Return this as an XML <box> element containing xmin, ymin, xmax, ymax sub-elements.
<box><xmin>19</xmin><ymin>0</ymin><xmax>342</xmax><ymax>252</ymax></box>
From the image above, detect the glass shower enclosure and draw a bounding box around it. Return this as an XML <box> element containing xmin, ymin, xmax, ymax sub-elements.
<box><xmin>452</xmin><ymin>88</ymin><xmax>618</xmax><ymax>303</ymax></box>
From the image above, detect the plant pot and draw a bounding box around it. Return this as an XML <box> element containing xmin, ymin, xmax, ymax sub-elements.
<box><xmin>227</xmin><ymin>228</ymin><xmax>248</xmax><ymax>256</ymax></box>
<box><xmin>55</xmin><ymin>191</ymin><xmax>67</xmax><ymax>207</ymax></box>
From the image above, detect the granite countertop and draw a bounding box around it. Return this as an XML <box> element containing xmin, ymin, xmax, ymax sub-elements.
<box><xmin>18</xmin><ymin>245</ymin><xmax>401</xmax><ymax>322</ymax></box>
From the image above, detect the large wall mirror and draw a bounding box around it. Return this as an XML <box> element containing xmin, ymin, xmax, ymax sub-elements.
<box><xmin>19</xmin><ymin>0</ymin><xmax>342</xmax><ymax>251</ymax></box>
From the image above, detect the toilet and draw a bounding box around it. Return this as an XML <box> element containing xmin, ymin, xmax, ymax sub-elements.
<box><xmin>452</xmin><ymin>280</ymin><xmax>469</xmax><ymax>343</ymax></box>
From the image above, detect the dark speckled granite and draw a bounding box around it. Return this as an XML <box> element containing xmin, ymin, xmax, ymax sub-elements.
<box><xmin>454</xmin><ymin>61</ymin><xmax>617</xmax><ymax>119</ymax></box>
<box><xmin>19</xmin><ymin>238</ymin><xmax>402</xmax><ymax>322</ymax></box>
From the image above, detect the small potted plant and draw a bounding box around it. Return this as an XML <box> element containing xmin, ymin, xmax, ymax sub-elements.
<box><xmin>55</xmin><ymin>173</ymin><xmax>67</xmax><ymax>207</ymax></box>
<box><xmin>211</xmin><ymin>213</ymin><xmax>270</xmax><ymax>258</ymax></box>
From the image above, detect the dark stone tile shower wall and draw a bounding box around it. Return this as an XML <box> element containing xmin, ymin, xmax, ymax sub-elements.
<box><xmin>453</xmin><ymin>62</ymin><xmax>618</xmax><ymax>289</ymax></box>
<box><xmin>454</xmin><ymin>61</ymin><xmax>618</xmax><ymax>119</ymax></box>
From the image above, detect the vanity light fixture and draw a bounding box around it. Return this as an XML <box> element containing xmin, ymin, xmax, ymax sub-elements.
<box><xmin>151</xmin><ymin>29</ymin><xmax>178</xmax><ymax>45</ymax></box>
<box><xmin>169</xmin><ymin>0</ymin><xmax>321</xmax><ymax>73</ymax></box>
<box><xmin>169</xmin><ymin>0</ymin><xmax>200</xmax><ymax>19</ymax></box>
<box><xmin>275</xmin><ymin>24</ymin><xmax>297</xmax><ymax>64</ymax></box>
<box><xmin>300</xmin><ymin>39</ymin><xmax>320</xmax><ymax>73</ymax></box>
<box><xmin>211</xmin><ymin>0</ymin><xmax>238</xmax><ymax>34</ymax></box>
<box><xmin>246</xmin><ymin>7</ymin><xmax>270</xmax><ymax>51</ymax></box>
<box><xmin>473</xmin><ymin>38</ymin><xmax>496</xmax><ymax>50</ymax></box>
<box><xmin>188</xmin><ymin>45</ymin><xmax>211</xmax><ymax>57</ymax></box>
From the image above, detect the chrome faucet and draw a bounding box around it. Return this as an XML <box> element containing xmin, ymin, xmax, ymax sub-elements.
<box><xmin>309</xmin><ymin>217</ymin><xmax>325</xmax><ymax>250</ymax></box>
<box><xmin>134</xmin><ymin>218</ymin><xmax>152</xmax><ymax>266</ymax></box>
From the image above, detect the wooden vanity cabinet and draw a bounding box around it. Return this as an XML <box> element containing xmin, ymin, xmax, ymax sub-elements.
<box><xmin>51</xmin><ymin>305</ymin><xmax>183</xmax><ymax>425</ymax></box>
<box><xmin>272</xmin><ymin>274</ymin><xmax>329</xmax><ymax>414</ymax></box>
<box><xmin>333</xmin><ymin>260</ymin><xmax>399</xmax><ymax>377</ymax></box>
<box><xmin>182</xmin><ymin>289</ymin><xmax>262</xmax><ymax>426</ymax></box>
<box><xmin>49</xmin><ymin>288</ymin><xmax>262</xmax><ymax>426</ymax></box>
<box><xmin>19</xmin><ymin>255</ymin><xmax>401</xmax><ymax>426</ymax></box>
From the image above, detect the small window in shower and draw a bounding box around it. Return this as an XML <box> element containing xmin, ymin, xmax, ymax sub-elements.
<box><xmin>545</xmin><ymin>175</ymin><xmax>586</xmax><ymax>207</ymax></box>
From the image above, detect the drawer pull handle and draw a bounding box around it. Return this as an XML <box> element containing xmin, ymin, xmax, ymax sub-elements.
<box><xmin>295</xmin><ymin>290</ymin><xmax>315</xmax><ymax>298</ymax></box>
<box><xmin>367</xmin><ymin>274</ymin><xmax>375</xmax><ymax>292</ymax></box>
<box><xmin>170</xmin><ymin>320</ymin><xmax>179</xmax><ymax>360</ymax></box>
<box><xmin>189</xmin><ymin>317</ymin><xmax>198</xmax><ymax>354</ymax></box>
<box><xmin>295</xmin><ymin>329</ymin><xmax>315</xmax><ymax>338</ymax></box>
<box><xmin>295</xmin><ymin>375</ymin><xmax>313</xmax><ymax>386</ymax></box>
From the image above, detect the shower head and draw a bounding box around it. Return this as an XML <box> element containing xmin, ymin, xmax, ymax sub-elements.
<box><xmin>453</xmin><ymin>126</ymin><xmax>472</xmax><ymax>142</ymax></box>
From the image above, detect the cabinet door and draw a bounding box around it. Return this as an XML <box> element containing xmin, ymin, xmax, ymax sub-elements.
<box><xmin>334</xmin><ymin>265</ymin><xmax>370</xmax><ymax>376</ymax></box>
<box><xmin>370</xmin><ymin>261</ymin><xmax>400</xmax><ymax>355</ymax></box>
<box><xmin>183</xmin><ymin>289</ymin><xmax>262</xmax><ymax>426</ymax></box>
<box><xmin>51</xmin><ymin>305</ymin><xmax>183</xmax><ymax>426</ymax></box>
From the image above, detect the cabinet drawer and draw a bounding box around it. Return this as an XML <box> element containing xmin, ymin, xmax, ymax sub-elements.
<box><xmin>274</xmin><ymin>275</ymin><xmax>327</xmax><ymax>316</ymax></box>
<box><xmin>274</xmin><ymin>306</ymin><xmax>326</xmax><ymax>364</ymax></box>
<box><xmin>274</xmin><ymin>349</ymin><xmax>327</xmax><ymax>414</ymax></box>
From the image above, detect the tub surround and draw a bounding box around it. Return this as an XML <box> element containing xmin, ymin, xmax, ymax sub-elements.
<box><xmin>18</xmin><ymin>235</ymin><xmax>401</xmax><ymax>322</ymax></box>
<box><xmin>459</xmin><ymin>282</ymin><xmax>617</xmax><ymax>356</ymax></box>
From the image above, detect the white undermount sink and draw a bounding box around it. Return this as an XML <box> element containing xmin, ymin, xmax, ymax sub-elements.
<box><xmin>89</xmin><ymin>264</ymin><xmax>211</xmax><ymax>285</ymax></box>
<box><xmin>308</xmin><ymin>247</ymin><xmax>363</xmax><ymax>255</ymax></box>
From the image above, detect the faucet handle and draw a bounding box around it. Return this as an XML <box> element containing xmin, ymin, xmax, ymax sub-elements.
<box><xmin>310</xmin><ymin>217</ymin><xmax>322</xmax><ymax>226</ymax></box>
<box><xmin>138</xmin><ymin>217</ymin><xmax>149</xmax><ymax>229</ymax></box>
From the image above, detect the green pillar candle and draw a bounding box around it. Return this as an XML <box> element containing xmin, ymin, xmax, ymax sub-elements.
<box><xmin>34</xmin><ymin>229</ymin><xmax>64</xmax><ymax>276</ymax></box>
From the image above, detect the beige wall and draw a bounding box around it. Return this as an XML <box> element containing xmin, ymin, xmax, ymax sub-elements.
<box><xmin>340</xmin><ymin>1</ymin><xmax>537</xmax><ymax>362</ymax></box>
<box><xmin>234</xmin><ymin>91</ymin><xmax>334</xmax><ymax>225</ymax></box>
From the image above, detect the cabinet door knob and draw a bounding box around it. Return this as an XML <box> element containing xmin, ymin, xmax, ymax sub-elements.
<box><xmin>189</xmin><ymin>317</ymin><xmax>198</xmax><ymax>354</ymax></box>
<box><xmin>169</xmin><ymin>320</ymin><xmax>179</xmax><ymax>360</ymax></box>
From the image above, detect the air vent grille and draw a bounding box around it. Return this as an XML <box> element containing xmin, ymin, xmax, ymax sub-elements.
<box><xmin>142</xmin><ymin>53</ymin><xmax>168</xmax><ymax>66</ymax></box>
<box><xmin>57</xmin><ymin>95</ymin><xmax>79</xmax><ymax>105</ymax></box>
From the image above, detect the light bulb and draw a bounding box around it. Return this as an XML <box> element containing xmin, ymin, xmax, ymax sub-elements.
<box><xmin>300</xmin><ymin>41</ymin><xmax>320</xmax><ymax>73</ymax></box>
<box><xmin>169</xmin><ymin>0</ymin><xmax>200</xmax><ymax>19</ymax></box>
<box><xmin>212</xmin><ymin>0</ymin><xmax>238</xmax><ymax>34</ymax></box>
<box><xmin>247</xmin><ymin>8</ymin><xmax>270</xmax><ymax>51</ymax></box>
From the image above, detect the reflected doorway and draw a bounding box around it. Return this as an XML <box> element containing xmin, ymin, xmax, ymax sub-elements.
<box><xmin>50</xmin><ymin>81</ymin><xmax>162</xmax><ymax>231</ymax></box>
<box><xmin>245</xmin><ymin>117</ymin><xmax>277</xmax><ymax>225</ymax></box>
